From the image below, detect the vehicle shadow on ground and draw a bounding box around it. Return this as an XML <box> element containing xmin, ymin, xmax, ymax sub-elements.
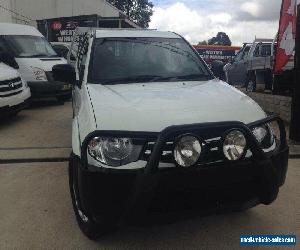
<box><xmin>93</xmin><ymin>209</ymin><xmax>267</xmax><ymax>249</ymax></box>
<box><xmin>29</xmin><ymin>99</ymin><xmax>70</xmax><ymax>109</ymax></box>
<box><xmin>0</xmin><ymin>113</ymin><xmax>27</xmax><ymax>127</ymax></box>
<box><xmin>0</xmin><ymin>99</ymin><xmax>70</xmax><ymax>128</ymax></box>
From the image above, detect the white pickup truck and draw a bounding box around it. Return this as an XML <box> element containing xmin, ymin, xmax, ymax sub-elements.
<box><xmin>52</xmin><ymin>28</ymin><xmax>289</xmax><ymax>240</ymax></box>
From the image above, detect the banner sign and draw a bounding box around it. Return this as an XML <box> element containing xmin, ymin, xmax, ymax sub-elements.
<box><xmin>194</xmin><ymin>45</ymin><xmax>240</xmax><ymax>65</ymax></box>
<box><xmin>45</xmin><ymin>15</ymin><xmax>98</xmax><ymax>43</ymax></box>
<box><xmin>274</xmin><ymin>0</ymin><xmax>297</xmax><ymax>73</ymax></box>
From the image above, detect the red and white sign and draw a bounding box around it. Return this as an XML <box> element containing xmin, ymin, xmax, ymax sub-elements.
<box><xmin>51</xmin><ymin>21</ymin><xmax>62</xmax><ymax>31</ymax></box>
<box><xmin>274</xmin><ymin>0</ymin><xmax>297</xmax><ymax>74</ymax></box>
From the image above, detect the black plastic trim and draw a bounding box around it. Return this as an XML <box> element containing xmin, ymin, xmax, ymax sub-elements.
<box><xmin>0</xmin><ymin>90</ymin><xmax>22</xmax><ymax>97</ymax></box>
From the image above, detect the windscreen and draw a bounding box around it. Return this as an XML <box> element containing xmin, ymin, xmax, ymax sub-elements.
<box><xmin>234</xmin><ymin>46</ymin><xmax>250</xmax><ymax>62</ymax></box>
<box><xmin>89</xmin><ymin>37</ymin><xmax>212</xmax><ymax>85</ymax></box>
<box><xmin>3</xmin><ymin>35</ymin><xmax>57</xmax><ymax>58</ymax></box>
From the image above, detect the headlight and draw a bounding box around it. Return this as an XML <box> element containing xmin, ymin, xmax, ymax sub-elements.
<box><xmin>31</xmin><ymin>67</ymin><xmax>47</xmax><ymax>81</ymax></box>
<box><xmin>87</xmin><ymin>137</ymin><xmax>143</xmax><ymax>167</ymax></box>
<box><xmin>252</xmin><ymin>124</ymin><xmax>275</xmax><ymax>149</ymax></box>
<box><xmin>174</xmin><ymin>135</ymin><xmax>202</xmax><ymax>167</ymax></box>
<box><xmin>21</xmin><ymin>77</ymin><xmax>28</xmax><ymax>88</ymax></box>
<box><xmin>223</xmin><ymin>130</ymin><xmax>247</xmax><ymax>161</ymax></box>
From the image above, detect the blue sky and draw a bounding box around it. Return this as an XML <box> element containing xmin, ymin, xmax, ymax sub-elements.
<box><xmin>149</xmin><ymin>0</ymin><xmax>285</xmax><ymax>45</ymax></box>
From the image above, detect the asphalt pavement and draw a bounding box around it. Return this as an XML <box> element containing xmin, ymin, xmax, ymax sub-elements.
<box><xmin>0</xmin><ymin>100</ymin><xmax>299</xmax><ymax>250</ymax></box>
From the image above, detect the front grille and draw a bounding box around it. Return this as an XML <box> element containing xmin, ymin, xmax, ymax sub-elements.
<box><xmin>0</xmin><ymin>77</ymin><xmax>21</xmax><ymax>86</ymax></box>
<box><xmin>140</xmin><ymin>136</ymin><xmax>226</xmax><ymax>166</ymax></box>
<box><xmin>0</xmin><ymin>90</ymin><xmax>23</xmax><ymax>98</ymax></box>
<box><xmin>0</xmin><ymin>77</ymin><xmax>23</xmax><ymax>96</ymax></box>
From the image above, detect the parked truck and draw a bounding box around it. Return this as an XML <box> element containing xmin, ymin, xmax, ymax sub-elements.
<box><xmin>224</xmin><ymin>38</ymin><xmax>294</xmax><ymax>94</ymax></box>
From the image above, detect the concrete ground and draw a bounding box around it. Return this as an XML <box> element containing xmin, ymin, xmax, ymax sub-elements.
<box><xmin>0</xmin><ymin>160</ymin><xmax>298</xmax><ymax>250</ymax></box>
<box><xmin>0</xmin><ymin>100</ymin><xmax>72</xmax><ymax>161</ymax></box>
<box><xmin>0</xmin><ymin>100</ymin><xmax>299</xmax><ymax>249</ymax></box>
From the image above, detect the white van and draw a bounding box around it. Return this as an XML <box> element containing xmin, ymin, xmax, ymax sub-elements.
<box><xmin>0</xmin><ymin>62</ymin><xmax>31</xmax><ymax>117</ymax></box>
<box><xmin>0</xmin><ymin>23</ymin><xmax>71</xmax><ymax>102</ymax></box>
<box><xmin>53</xmin><ymin>28</ymin><xmax>289</xmax><ymax>240</ymax></box>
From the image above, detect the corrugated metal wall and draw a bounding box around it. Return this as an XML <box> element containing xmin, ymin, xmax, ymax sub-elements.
<box><xmin>0</xmin><ymin>0</ymin><xmax>13</xmax><ymax>23</ymax></box>
<box><xmin>9</xmin><ymin>0</ymin><xmax>120</xmax><ymax>22</ymax></box>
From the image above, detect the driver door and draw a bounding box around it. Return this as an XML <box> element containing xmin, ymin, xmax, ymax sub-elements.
<box><xmin>227</xmin><ymin>46</ymin><xmax>250</xmax><ymax>85</ymax></box>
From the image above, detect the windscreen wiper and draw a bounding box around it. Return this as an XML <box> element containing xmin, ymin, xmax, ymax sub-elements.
<box><xmin>99</xmin><ymin>74</ymin><xmax>212</xmax><ymax>85</ymax></box>
<box><xmin>100</xmin><ymin>75</ymin><xmax>166</xmax><ymax>85</ymax></box>
<box><xmin>174</xmin><ymin>74</ymin><xmax>212</xmax><ymax>81</ymax></box>
<box><xmin>28</xmin><ymin>54</ymin><xmax>51</xmax><ymax>58</ymax></box>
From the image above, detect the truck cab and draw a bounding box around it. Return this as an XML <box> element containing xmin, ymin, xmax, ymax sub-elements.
<box><xmin>0</xmin><ymin>23</ymin><xmax>71</xmax><ymax>102</ymax></box>
<box><xmin>223</xmin><ymin>43</ymin><xmax>251</xmax><ymax>86</ymax></box>
<box><xmin>246</xmin><ymin>39</ymin><xmax>273</xmax><ymax>92</ymax></box>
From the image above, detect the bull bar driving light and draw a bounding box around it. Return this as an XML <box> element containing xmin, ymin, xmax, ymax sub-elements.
<box><xmin>174</xmin><ymin>135</ymin><xmax>202</xmax><ymax>167</ymax></box>
<box><xmin>223</xmin><ymin>130</ymin><xmax>247</xmax><ymax>161</ymax></box>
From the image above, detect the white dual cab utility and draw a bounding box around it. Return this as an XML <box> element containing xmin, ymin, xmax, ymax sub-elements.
<box><xmin>0</xmin><ymin>62</ymin><xmax>31</xmax><ymax>116</ymax></box>
<box><xmin>0</xmin><ymin>23</ymin><xmax>71</xmax><ymax>102</ymax></box>
<box><xmin>52</xmin><ymin>28</ymin><xmax>289</xmax><ymax>240</ymax></box>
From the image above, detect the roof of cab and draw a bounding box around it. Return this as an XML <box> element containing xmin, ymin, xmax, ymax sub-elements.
<box><xmin>93</xmin><ymin>28</ymin><xmax>180</xmax><ymax>39</ymax></box>
<box><xmin>0</xmin><ymin>23</ymin><xmax>44</xmax><ymax>37</ymax></box>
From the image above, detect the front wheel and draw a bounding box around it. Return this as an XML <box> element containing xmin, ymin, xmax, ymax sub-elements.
<box><xmin>246</xmin><ymin>79</ymin><xmax>256</xmax><ymax>92</ymax></box>
<box><xmin>69</xmin><ymin>154</ymin><xmax>116</xmax><ymax>240</ymax></box>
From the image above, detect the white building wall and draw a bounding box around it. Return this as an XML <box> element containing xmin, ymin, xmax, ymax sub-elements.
<box><xmin>10</xmin><ymin>0</ymin><xmax>120</xmax><ymax>22</ymax></box>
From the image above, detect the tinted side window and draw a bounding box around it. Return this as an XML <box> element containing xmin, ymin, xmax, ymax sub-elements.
<box><xmin>261</xmin><ymin>45</ymin><xmax>271</xmax><ymax>57</ymax></box>
<box><xmin>235</xmin><ymin>46</ymin><xmax>250</xmax><ymax>62</ymax></box>
<box><xmin>254</xmin><ymin>45</ymin><xmax>261</xmax><ymax>57</ymax></box>
<box><xmin>77</xmin><ymin>34</ymin><xmax>89</xmax><ymax>83</ymax></box>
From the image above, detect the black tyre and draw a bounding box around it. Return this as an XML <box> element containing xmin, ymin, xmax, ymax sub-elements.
<box><xmin>246</xmin><ymin>78</ymin><xmax>256</xmax><ymax>92</ymax></box>
<box><xmin>8</xmin><ymin>111</ymin><xmax>19</xmax><ymax>117</ymax></box>
<box><xmin>69</xmin><ymin>154</ymin><xmax>116</xmax><ymax>240</ymax></box>
<box><xmin>272</xmin><ymin>75</ymin><xmax>281</xmax><ymax>95</ymax></box>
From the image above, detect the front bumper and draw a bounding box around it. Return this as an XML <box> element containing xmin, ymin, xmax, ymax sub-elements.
<box><xmin>0</xmin><ymin>87</ymin><xmax>31</xmax><ymax>116</ymax></box>
<box><xmin>75</xmin><ymin>115</ymin><xmax>289</xmax><ymax>225</ymax></box>
<box><xmin>0</xmin><ymin>98</ymin><xmax>30</xmax><ymax>116</ymax></box>
<box><xmin>27</xmin><ymin>81</ymin><xmax>72</xmax><ymax>98</ymax></box>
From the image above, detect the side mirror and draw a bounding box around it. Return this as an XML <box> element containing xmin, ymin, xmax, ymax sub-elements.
<box><xmin>0</xmin><ymin>51</ymin><xmax>19</xmax><ymax>69</ymax></box>
<box><xmin>211</xmin><ymin>60</ymin><xmax>226</xmax><ymax>81</ymax></box>
<box><xmin>52</xmin><ymin>64</ymin><xmax>76</xmax><ymax>85</ymax></box>
<box><xmin>70</xmin><ymin>54</ymin><xmax>76</xmax><ymax>61</ymax></box>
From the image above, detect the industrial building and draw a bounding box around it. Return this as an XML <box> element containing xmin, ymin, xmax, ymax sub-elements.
<box><xmin>0</xmin><ymin>0</ymin><xmax>139</xmax><ymax>41</ymax></box>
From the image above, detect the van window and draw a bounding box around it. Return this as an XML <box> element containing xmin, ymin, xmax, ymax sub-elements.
<box><xmin>89</xmin><ymin>37</ymin><xmax>212</xmax><ymax>84</ymax></box>
<box><xmin>2</xmin><ymin>35</ymin><xmax>57</xmax><ymax>58</ymax></box>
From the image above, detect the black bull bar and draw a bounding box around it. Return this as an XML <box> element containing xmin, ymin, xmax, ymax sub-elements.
<box><xmin>81</xmin><ymin>115</ymin><xmax>289</xmax><ymax>222</ymax></box>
